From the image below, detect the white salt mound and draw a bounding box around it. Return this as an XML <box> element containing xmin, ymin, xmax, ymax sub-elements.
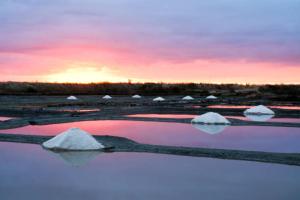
<box><xmin>206</xmin><ymin>95</ymin><xmax>217</xmax><ymax>99</ymax></box>
<box><xmin>191</xmin><ymin>112</ymin><xmax>231</xmax><ymax>124</ymax></box>
<box><xmin>103</xmin><ymin>95</ymin><xmax>112</xmax><ymax>99</ymax></box>
<box><xmin>192</xmin><ymin>124</ymin><xmax>228</xmax><ymax>135</ymax></box>
<box><xmin>244</xmin><ymin>105</ymin><xmax>274</xmax><ymax>115</ymax></box>
<box><xmin>42</xmin><ymin>128</ymin><xmax>104</xmax><ymax>150</ymax></box>
<box><xmin>132</xmin><ymin>95</ymin><xmax>142</xmax><ymax>98</ymax></box>
<box><xmin>67</xmin><ymin>96</ymin><xmax>77</xmax><ymax>100</ymax></box>
<box><xmin>182</xmin><ymin>96</ymin><xmax>194</xmax><ymax>100</ymax></box>
<box><xmin>153</xmin><ymin>97</ymin><xmax>165</xmax><ymax>101</ymax></box>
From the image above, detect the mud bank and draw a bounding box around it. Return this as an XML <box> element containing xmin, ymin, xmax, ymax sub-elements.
<box><xmin>1</xmin><ymin>133</ymin><xmax>300</xmax><ymax>166</ymax></box>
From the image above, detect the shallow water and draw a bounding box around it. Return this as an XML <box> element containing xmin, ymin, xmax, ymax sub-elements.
<box><xmin>208</xmin><ymin>105</ymin><xmax>300</xmax><ymax>110</ymax></box>
<box><xmin>0</xmin><ymin>117</ymin><xmax>12</xmax><ymax>121</ymax></box>
<box><xmin>0</xmin><ymin>142</ymin><xmax>299</xmax><ymax>200</ymax></box>
<box><xmin>45</xmin><ymin>107</ymin><xmax>101</xmax><ymax>112</ymax></box>
<box><xmin>127</xmin><ymin>114</ymin><xmax>300</xmax><ymax>123</ymax></box>
<box><xmin>2</xmin><ymin>120</ymin><xmax>300</xmax><ymax>153</ymax></box>
<box><xmin>227</xmin><ymin>115</ymin><xmax>300</xmax><ymax>123</ymax></box>
<box><xmin>269</xmin><ymin>105</ymin><xmax>300</xmax><ymax>110</ymax></box>
<box><xmin>208</xmin><ymin>105</ymin><xmax>251</xmax><ymax>109</ymax></box>
<box><xmin>127</xmin><ymin>114</ymin><xmax>196</xmax><ymax>118</ymax></box>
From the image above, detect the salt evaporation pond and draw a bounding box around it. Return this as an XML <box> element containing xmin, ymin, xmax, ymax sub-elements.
<box><xmin>208</xmin><ymin>105</ymin><xmax>300</xmax><ymax>110</ymax></box>
<box><xmin>45</xmin><ymin>107</ymin><xmax>100</xmax><ymax>112</ymax></box>
<box><xmin>2</xmin><ymin>120</ymin><xmax>300</xmax><ymax>153</ymax></box>
<box><xmin>127</xmin><ymin>114</ymin><xmax>300</xmax><ymax>123</ymax></box>
<box><xmin>0</xmin><ymin>142</ymin><xmax>299</xmax><ymax>200</ymax></box>
<box><xmin>226</xmin><ymin>116</ymin><xmax>300</xmax><ymax>123</ymax></box>
<box><xmin>127</xmin><ymin>114</ymin><xmax>197</xmax><ymax>118</ymax></box>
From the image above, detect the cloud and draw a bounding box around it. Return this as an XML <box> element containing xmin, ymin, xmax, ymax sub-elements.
<box><xmin>1</xmin><ymin>0</ymin><xmax>299</xmax><ymax>64</ymax></box>
<box><xmin>0</xmin><ymin>0</ymin><xmax>299</xmax><ymax>83</ymax></box>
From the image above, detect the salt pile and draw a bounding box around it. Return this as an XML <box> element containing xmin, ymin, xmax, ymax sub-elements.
<box><xmin>42</xmin><ymin>128</ymin><xmax>104</xmax><ymax>150</ymax></box>
<box><xmin>191</xmin><ymin>112</ymin><xmax>230</xmax><ymax>124</ymax></box>
<box><xmin>102</xmin><ymin>95</ymin><xmax>112</xmax><ymax>99</ymax></box>
<box><xmin>206</xmin><ymin>95</ymin><xmax>217</xmax><ymax>100</ymax></box>
<box><xmin>67</xmin><ymin>96</ymin><xmax>78</xmax><ymax>100</ymax></box>
<box><xmin>132</xmin><ymin>95</ymin><xmax>142</xmax><ymax>98</ymax></box>
<box><xmin>153</xmin><ymin>97</ymin><xmax>165</xmax><ymax>101</ymax></box>
<box><xmin>244</xmin><ymin>105</ymin><xmax>275</xmax><ymax>115</ymax></box>
<box><xmin>182</xmin><ymin>96</ymin><xmax>194</xmax><ymax>100</ymax></box>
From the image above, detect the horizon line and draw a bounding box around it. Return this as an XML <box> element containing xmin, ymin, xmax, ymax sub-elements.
<box><xmin>0</xmin><ymin>81</ymin><xmax>299</xmax><ymax>86</ymax></box>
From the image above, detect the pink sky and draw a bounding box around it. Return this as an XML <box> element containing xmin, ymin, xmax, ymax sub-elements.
<box><xmin>0</xmin><ymin>0</ymin><xmax>299</xmax><ymax>84</ymax></box>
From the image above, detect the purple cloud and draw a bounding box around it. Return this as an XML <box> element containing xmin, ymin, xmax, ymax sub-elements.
<box><xmin>0</xmin><ymin>0</ymin><xmax>299</xmax><ymax>65</ymax></box>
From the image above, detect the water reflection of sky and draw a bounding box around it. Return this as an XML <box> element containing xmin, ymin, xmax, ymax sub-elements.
<box><xmin>127</xmin><ymin>114</ymin><xmax>197</xmax><ymax>118</ymax></box>
<box><xmin>127</xmin><ymin>114</ymin><xmax>300</xmax><ymax>123</ymax></box>
<box><xmin>0</xmin><ymin>117</ymin><xmax>12</xmax><ymax>121</ymax></box>
<box><xmin>208</xmin><ymin>105</ymin><xmax>300</xmax><ymax>110</ymax></box>
<box><xmin>0</xmin><ymin>142</ymin><xmax>300</xmax><ymax>200</ymax></box>
<box><xmin>244</xmin><ymin>114</ymin><xmax>274</xmax><ymax>122</ymax></box>
<box><xmin>46</xmin><ymin>107</ymin><xmax>101</xmax><ymax>112</ymax></box>
<box><xmin>1</xmin><ymin>120</ymin><xmax>300</xmax><ymax>153</ymax></box>
<box><xmin>226</xmin><ymin>116</ymin><xmax>300</xmax><ymax>123</ymax></box>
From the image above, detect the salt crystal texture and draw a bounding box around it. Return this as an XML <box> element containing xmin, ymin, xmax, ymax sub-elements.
<box><xmin>132</xmin><ymin>95</ymin><xmax>142</xmax><ymax>98</ymax></box>
<box><xmin>206</xmin><ymin>95</ymin><xmax>217</xmax><ymax>99</ymax></box>
<box><xmin>42</xmin><ymin>128</ymin><xmax>104</xmax><ymax>150</ymax></box>
<box><xmin>191</xmin><ymin>112</ymin><xmax>231</xmax><ymax>124</ymax></box>
<box><xmin>153</xmin><ymin>97</ymin><xmax>165</xmax><ymax>101</ymax></box>
<box><xmin>182</xmin><ymin>96</ymin><xmax>194</xmax><ymax>100</ymax></box>
<box><xmin>67</xmin><ymin>96</ymin><xmax>78</xmax><ymax>100</ymax></box>
<box><xmin>244</xmin><ymin>105</ymin><xmax>275</xmax><ymax>115</ymax></box>
<box><xmin>103</xmin><ymin>95</ymin><xmax>112</xmax><ymax>99</ymax></box>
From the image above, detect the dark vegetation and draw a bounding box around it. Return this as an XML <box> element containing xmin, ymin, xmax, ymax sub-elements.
<box><xmin>0</xmin><ymin>82</ymin><xmax>299</xmax><ymax>101</ymax></box>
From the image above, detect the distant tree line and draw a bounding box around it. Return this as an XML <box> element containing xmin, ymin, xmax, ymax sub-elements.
<box><xmin>0</xmin><ymin>82</ymin><xmax>299</xmax><ymax>100</ymax></box>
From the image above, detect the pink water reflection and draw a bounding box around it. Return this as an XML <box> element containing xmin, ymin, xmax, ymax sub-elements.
<box><xmin>0</xmin><ymin>117</ymin><xmax>12</xmax><ymax>121</ymax></box>
<box><xmin>268</xmin><ymin>106</ymin><xmax>300</xmax><ymax>110</ymax></box>
<box><xmin>128</xmin><ymin>114</ymin><xmax>300</xmax><ymax>123</ymax></box>
<box><xmin>209</xmin><ymin>105</ymin><xmax>300</xmax><ymax>110</ymax></box>
<box><xmin>226</xmin><ymin>116</ymin><xmax>300</xmax><ymax>123</ymax></box>
<box><xmin>1</xmin><ymin>120</ymin><xmax>300</xmax><ymax>153</ymax></box>
<box><xmin>268</xmin><ymin>118</ymin><xmax>300</xmax><ymax>123</ymax></box>
<box><xmin>208</xmin><ymin>105</ymin><xmax>250</xmax><ymax>109</ymax></box>
<box><xmin>127</xmin><ymin>114</ymin><xmax>196</xmax><ymax>119</ymax></box>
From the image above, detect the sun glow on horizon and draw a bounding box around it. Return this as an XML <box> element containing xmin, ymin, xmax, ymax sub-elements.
<box><xmin>44</xmin><ymin>64</ymin><xmax>128</xmax><ymax>83</ymax></box>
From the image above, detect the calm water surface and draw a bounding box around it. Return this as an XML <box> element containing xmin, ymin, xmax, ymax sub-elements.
<box><xmin>227</xmin><ymin>115</ymin><xmax>300</xmax><ymax>123</ymax></box>
<box><xmin>127</xmin><ymin>114</ymin><xmax>197</xmax><ymax>118</ymax></box>
<box><xmin>2</xmin><ymin>120</ymin><xmax>300</xmax><ymax>153</ymax></box>
<box><xmin>45</xmin><ymin>107</ymin><xmax>101</xmax><ymax>112</ymax></box>
<box><xmin>0</xmin><ymin>117</ymin><xmax>12</xmax><ymax>121</ymax></box>
<box><xmin>0</xmin><ymin>142</ymin><xmax>299</xmax><ymax>200</ymax></box>
<box><xmin>127</xmin><ymin>114</ymin><xmax>300</xmax><ymax>123</ymax></box>
<box><xmin>208</xmin><ymin>105</ymin><xmax>300</xmax><ymax>110</ymax></box>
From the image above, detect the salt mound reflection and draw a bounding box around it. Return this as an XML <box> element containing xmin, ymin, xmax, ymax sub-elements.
<box><xmin>47</xmin><ymin>151</ymin><xmax>101</xmax><ymax>167</ymax></box>
<box><xmin>192</xmin><ymin>124</ymin><xmax>228</xmax><ymax>135</ymax></box>
<box><xmin>245</xmin><ymin>114</ymin><xmax>274</xmax><ymax>122</ymax></box>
